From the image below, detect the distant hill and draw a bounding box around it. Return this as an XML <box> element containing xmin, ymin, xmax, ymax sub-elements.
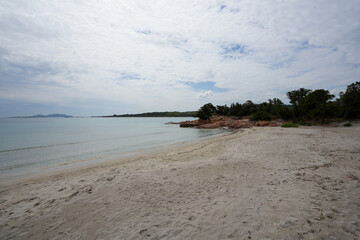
<box><xmin>33</xmin><ymin>114</ymin><xmax>73</xmax><ymax>118</ymax></box>
<box><xmin>103</xmin><ymin>111</ymin><xmax>196</xmax><ymax>118</ymax></box>
<box><xmin>12</xmin><ymin>114</ymin><xmax>73</xmax><ymax>118</ymax></box>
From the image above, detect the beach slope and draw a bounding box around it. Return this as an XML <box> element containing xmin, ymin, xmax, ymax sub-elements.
<box><xmin>1</xmin><ymin>125</ymin><xmax>359</xmax><ymax>239</ymax></box>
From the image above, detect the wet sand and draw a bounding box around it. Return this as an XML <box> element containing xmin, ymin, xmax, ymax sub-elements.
<box><xmin>1</xmin><ymin>125</ymin><xmax>359</xmax><ymax>239</ymax></box>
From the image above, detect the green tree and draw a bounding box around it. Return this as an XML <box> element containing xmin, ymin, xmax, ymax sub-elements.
<box><xmin>242</xmin><ymin>100</ymin><xmax>258</xmax><ymax>116</ymax></box>
<box><xmin>286</xmin><ymin>88</ymin><xmax>312</xmax><ymax>117</ymax></box>
<box><xmin>216</xmin><ymin>105</ymin><xmax>230</xmax><ymax>116</ymax></box>
<box><xmin>287</xmin><ymin>88</ymin><xmax>312</xmax><ymax>105</ymax></box>
<box><xmin>340</xmin><ymin>81</ymin><xmax>360</xmax><ymax>119</ymax></box>
<box><xmin>266</xmin><ymin>98</ymin><xmax>284</xmax><ymax>115</ymax></box>
<box><xmin>303</xmin><ymin>89</ymin><xmax>335</xmax><ymax>119</ymax></box>
<box><xmin>195</xmin><ymin>103</ymin><xmax>216</xmax><ymax>120</ymax></box>
<box><xmin>258</xmin><ymin>102</ymin><xmax>269</xmax><ymax>113</ymax></box>
<box><xmin>229</xmin><ymin>103</ymin><xmax>243</xmax><ymax>117</ymax></box>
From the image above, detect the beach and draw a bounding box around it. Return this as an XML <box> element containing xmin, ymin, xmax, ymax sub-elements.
<box><xmin>0</xmin><ymin>125</ymin><xmax>359</xmax><ymax>240</ymax></box>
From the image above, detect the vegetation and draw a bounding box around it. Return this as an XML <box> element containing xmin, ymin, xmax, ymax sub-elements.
<box><xmin>195</xmin><ymin>103</ymin><xmax>216</xmax><ymax>120</ymax></box>
<box><xmin>340</xmin><ymin>82</ymin><xmax>360</xmax><ymax>119</ymax></box>
<box><xmin>249</xmin><ymin>111</ymin><xmax>272</xmax><ymax>121</ymax></box>
<box><xmin>281</xmin><ymin>123</ymin><xmax>299</xmax><ymax>128</ymax></box>
<box><xmin>195</xmin><ymin>81</ymin><xmax>360</xmax><ymax>122</ymax></box>
<box><xmin>344</xmin><ymin>123</ymin><xmax>352</xmax><ymax>127</ymax></box>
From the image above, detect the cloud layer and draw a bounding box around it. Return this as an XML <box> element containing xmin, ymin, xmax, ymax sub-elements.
<box><xmin>0</xmin><ymin>0</ymin><xmax>359</xmax><ymax>116</ymax></box>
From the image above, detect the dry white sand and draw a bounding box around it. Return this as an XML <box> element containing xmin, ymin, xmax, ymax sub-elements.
<box><xmin>0</xmin><ymin>125</ymin><xmax>360</xmax><ymax>240</ymax></box>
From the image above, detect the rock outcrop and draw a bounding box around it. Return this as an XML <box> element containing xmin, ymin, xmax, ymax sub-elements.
<box><xmin>179</xmin><ymin>116</ymin><xmax>284</xmax><ymax>129</ymax></box>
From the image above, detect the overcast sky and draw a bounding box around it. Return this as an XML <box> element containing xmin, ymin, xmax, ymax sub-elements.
<box><xmin>0</xmin><ymin>0</ymin><xmax>359</xmax><ymax>117</ymax></box>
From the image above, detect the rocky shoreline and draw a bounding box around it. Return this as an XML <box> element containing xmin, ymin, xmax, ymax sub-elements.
<box><xmin>178</xmin><ymin>116</ymin><xmax>285</xmax><ymax>129</ymax></box>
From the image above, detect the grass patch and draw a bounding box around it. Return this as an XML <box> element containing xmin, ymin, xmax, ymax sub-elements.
<box><xmin>343</xmin><ymin>123</ymin><xmax>352</xmax><ymax>127</ymax></box>
<box><xmin>281</xmin><ymin>123</ymin><xmax>299</xmax><ymax>128</ymax></box>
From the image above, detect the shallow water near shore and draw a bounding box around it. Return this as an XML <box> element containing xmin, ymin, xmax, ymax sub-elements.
<box><xmin>0</xmin><ymin>117</ymin><xmax>227</xmax><ymax>179</ymax></box>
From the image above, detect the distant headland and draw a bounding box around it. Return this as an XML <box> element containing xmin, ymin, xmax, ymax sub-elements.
<box><xmin>101</xmin><ymin>111</ymin><xmax>196</xmax><ymax>118</ymax></box>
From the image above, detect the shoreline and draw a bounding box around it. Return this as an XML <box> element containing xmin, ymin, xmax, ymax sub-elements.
<box><xmin>1</xmin><ymin>125</ymin><xmax>359</xmax><ymax>239</ymax></box>
<box><xmin>0</xmin><ymin>129</ymin><xmax>235</xmax><ymax>186</ymax></box>
<box><xmin>0</xmin><ymin>124</ymin><xmax>231</xmax><ymax>183</ymax></box>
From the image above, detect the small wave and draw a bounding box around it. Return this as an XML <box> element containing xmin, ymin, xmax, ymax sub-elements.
<box><xmin>0</xmin><ymin>141</ymin><xmax>87</xmax><ymax>153</ymax></box>
<box><xmin>0</xmin><ymin>161</ymin><xmax>36</xmax><ymax>171</ymax></box>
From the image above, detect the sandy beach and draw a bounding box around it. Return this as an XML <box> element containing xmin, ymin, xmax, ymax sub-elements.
<box><xmin>0</xmin><ymin>125</ymin><xmax>359</xmax><ymax>240</ymax></box>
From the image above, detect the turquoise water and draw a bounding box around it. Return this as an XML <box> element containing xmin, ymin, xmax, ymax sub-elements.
<box><xmin>0</xmin><ymin>117</ymin><xmax>226</xmax><ymax>179</ymax></box>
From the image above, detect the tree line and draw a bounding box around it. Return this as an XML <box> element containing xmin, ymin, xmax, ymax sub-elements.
<box><xmin>107</xmin><ymin>111</ymin><xmax>196</xmax><ymax>117</ymax></box>
<box><xmin>195</xmin><ymin>81</ymin><xmax>360</xmax><ymax>122</ymax></box>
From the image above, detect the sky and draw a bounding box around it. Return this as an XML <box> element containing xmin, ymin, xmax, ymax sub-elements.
<box><xmin>0</xmin><ymin>0</ymin><xmax>359</xmax><ymax>117</ymax></box>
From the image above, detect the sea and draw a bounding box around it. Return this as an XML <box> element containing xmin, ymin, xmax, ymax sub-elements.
<box><xmin>0</xmin><ymin>117</ymin><xmax>227</xmax><ymax>179</ymax></box>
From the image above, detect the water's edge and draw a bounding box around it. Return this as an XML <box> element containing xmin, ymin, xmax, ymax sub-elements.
<box><xmin>0</xmin><ymin>117</ymin><xmax>231</xmax><ymax>181</ymax></box>
<box><xmin>0</xmin><ymin>129</ymin><xmax>234</xmax><ymax>183</ymax></box>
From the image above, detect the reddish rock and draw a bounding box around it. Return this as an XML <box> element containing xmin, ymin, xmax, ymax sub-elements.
<box><xmin>268</xmin><ymin>121</ymin><xmax>281</xmax><ymax>127</ymax></box>
<box><xmin>198</xmin><ymin>119</ymin><xmax>211</xmax><ymax>124</ymax></box>
<box><xmin>230</xmin><ymin>120</ymin><xmax>253</xmax><ymax>128</ymax></box>
<box><xmin>179</xmin><ymin>115</ymin><xmax>282</xmax><ymax>129</ymax></box>
<box><xmin>255</xmin><ymin>121</ymin><xmax>270</xmax><ymax>127</ymax></box>
<box><xmin>210</xmin><ymin>116</ymin><xmax>223</xmax><ymax>122</ymax></box>
<box><xmin>199</xmin><ymin>123</ymin><xmax>221</xmax><ymax>129</ymax></box>
<box><xmin>240</xmin><ymin>118</ymin><xmax>250</xmax><ymax>122</ymax></box>
<box><xmin>218</xmin><ymin>120</ymin><xmax>234</xmax><ymax>127</ymax></box>
<box><xmin>179</xmin><ymin>120</ymin><xmax>200</xmax><ymax>128</ymax></box>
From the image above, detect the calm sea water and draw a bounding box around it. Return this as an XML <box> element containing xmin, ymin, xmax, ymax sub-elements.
<box><xmin>0</xmin><ymin>117</ymin><xmax>226</xmax><ymax>179</ymax></box>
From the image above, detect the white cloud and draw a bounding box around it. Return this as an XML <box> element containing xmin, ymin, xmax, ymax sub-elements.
<box><xmin>0</xmin><ymin>0</ymin><xmax>359</xmax><ymax>116</ymax></box>
<box><xmin>197</xmin><ymin>90</ymin><xmax>213</xmax><ymax>99</ymax></box>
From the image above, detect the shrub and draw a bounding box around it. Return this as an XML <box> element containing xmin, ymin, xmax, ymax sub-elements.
<box><xmin>276</xmin><ymin>106</ymin><xmax>294</xmax><ymax>120</ymax></box>
<box><xmin>281</xmin><ymin>123</ymin><xmax>299</xmax><ymax>128</ymax></box>
<box><xmin>344</xmin><ymin>123</ymin><xmax>352</xmax><ymax>127</ymax></box>
<box><xmin>299</xmin><ymin>121</ymin><xmax>312</xmax><ymax>126</ymax></box>
<box><xmin>249</xmin><ymin>111</ymin><xmax>272</xmax><ymax>121</ymax></box>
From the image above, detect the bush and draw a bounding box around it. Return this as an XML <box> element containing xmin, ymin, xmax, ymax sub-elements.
<box><xmin>344</xmin><ymin>123</ymin><xmax>352</xmax><ymax>127</ymax></box>
<box><xmin>249</xmin><ymin>111</ymin><xmax>272</xmax><ymax>121</ymax></box>
<box><xmin>298</xmin><ymin>121</ymin><xmax>312</xmax><ymax>126</ymax></box>
<box><xmin>281</xmin><ymin>123</ymin><xmax>299</xmax><ymax>128</ymax></box>
<box><xmin>276</xmin><ymin>106</ymin><xmax>294</xmax><ymax>120</ymax></box>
